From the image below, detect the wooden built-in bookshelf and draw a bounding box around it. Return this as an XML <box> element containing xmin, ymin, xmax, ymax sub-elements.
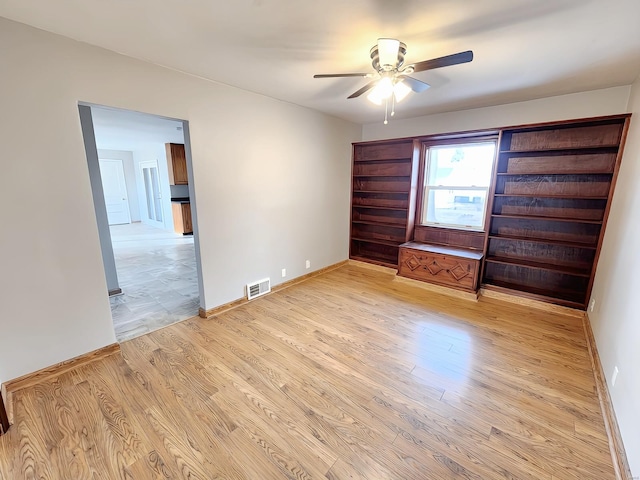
<box><xmin>481</xmin><ymin>115</ymin><xmax>631</xmax><ymax>308</ymax></box>
<box><xmin>350</xmin><ymin>140</ymin><xmax>420</xmax><ymax>268</ymax></box>
<box><xmin>350</xmin><ymin>114</ymin><xmax>631</xmax><ymax>310</ymax></box>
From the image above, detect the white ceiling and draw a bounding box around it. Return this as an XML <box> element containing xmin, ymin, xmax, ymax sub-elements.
<box><xmin>91</xmin><ymin>106</ymin><xmax>184</xmax><ymax>151</ymax></box>
<box><xmin>2</xmin><ymin>0</ymin><xmax>640</xmax><ymax>124</ymax></box>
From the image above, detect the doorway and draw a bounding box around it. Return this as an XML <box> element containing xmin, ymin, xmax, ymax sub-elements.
<box><xmin>79</xmin><ymin>104</ymin><xmax>204</xmax><ymax>342</ymax></box>
<box><xmin>140</xmin><ymin>160</ymin><xmax>164</xmax><ymax>228</ymax></box>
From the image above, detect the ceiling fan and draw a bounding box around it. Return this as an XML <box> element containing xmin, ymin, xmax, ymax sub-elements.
<box><xmin>314</xmin><ymin>38</ymin><xmax>473</xmax><ymax>123</ymax></box>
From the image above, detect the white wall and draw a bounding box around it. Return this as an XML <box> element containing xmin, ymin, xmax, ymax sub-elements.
<box><xmin>97</xmin><ymin>149</ymin><xmax>140</xmax><ymax>222</ymax></box>
<box><xmin>0</xmin><ymin>17</ymin><xmax>360</xmax><ymax>382</ymax></box>
<box><xmin>589</xmin><ymin>77</ymin><xmax>640</xmax><ymax>476</ymax></box>
<box><xmin>362</xmin><ymin>86</ymin><xmax>631</xmax><ymax>140</ymax></box>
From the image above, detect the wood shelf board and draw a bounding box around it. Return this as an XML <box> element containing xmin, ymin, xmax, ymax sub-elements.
<box><xmin>353</xmin><ymin>190</ymin><xmax>410</xmax><ymax>195</ymax></box>
<box><xmin>499</xmin><ymin>145</ymin><xmax>619</xmax><ymax>154</ymax></box>
<box><xmin>401</xmin><ymin>242</ymin><xmax>484</xmax><ymax>261</ymax></box>
<box><xmin>351</xmin><ymin>237</ymin><xmax>402</xmax><ymax>247</ymax></box>
<box><xmin>353</xmin><ymin>174</ymin><xmax>411</xmax><ymax>178</ymax></box>
<box><xmin>352</xmin><ymin>205</ymin><xmax>408</xmax><ymax>212</ymax></box>
<box><xmin>481</xmin><ymin>281</ymin><xmax>586</xmax><ymax>309</ymax></box>
<box><xmin>488</xmin><ymin>235</ymin><xmax>598</xmax><ymax>249</ymax></box>
<box><xmin>353</xmin><ymin>158</ymin><xmax>412</xmax><ymax>163</ymax></box>
<box><xmin>413</xmin><ymin>239</ymin><xmax>483</xmax><ymax>252</ymax></box>
<box><xmin>496</xmin><ymin>172</ymin><xmax>614</xmax><ymax>176</ymax></box>
<box><xmin>501</xmin><ymin>115</ymin><xmax>628</xmax><ymax>133</ymax></box>
<box><xmin>485</xmin><ymin>256</ymin><xmax>591</xmax><ymax>277</ymax></box>
<box><xmin>494</xmin><ymin>194</ymin><xmax>609</xmax><ymax>199</ymax></box>
<box><xmin>352</xmin><ymin>220</ymin><xmax>406</xmax><ymax>228</ymax></box>
<box><xmin>491</xmin><ymin>214</ymin><xmax>603</xmax><ymax>225</ymax></box>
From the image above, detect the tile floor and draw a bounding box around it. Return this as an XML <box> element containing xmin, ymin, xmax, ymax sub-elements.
<box><xmin>109</xmin><ymin>222</ymin><xmax>200</xmax><ymax>341</ymax></box>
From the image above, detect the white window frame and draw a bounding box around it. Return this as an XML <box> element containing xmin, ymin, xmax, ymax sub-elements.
<box><xmin>420</xmin><ymin>141</ymin><xmax>497</xmax><ymax>231</ymax></box>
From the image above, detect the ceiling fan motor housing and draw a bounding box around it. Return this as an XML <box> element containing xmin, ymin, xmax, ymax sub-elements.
<box><xmin>370</xmin><ymin>40</ymin><xmax>407</xmax><ymax>72</ymax></box>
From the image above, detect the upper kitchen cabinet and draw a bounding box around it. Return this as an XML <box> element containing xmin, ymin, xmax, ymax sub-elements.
<box><xmin>165</xmin><ymin>143</ymin><xmax>188</xmax><ymax>185</ymax></box>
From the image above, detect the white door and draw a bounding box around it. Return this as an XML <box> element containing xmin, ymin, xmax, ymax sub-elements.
<box><xmin>140</xmin><ymin>161</ymin><xmax>164</xmax><ymax>228</ymax></box>
<box><xmin>99</xmin><ymin>159</ymin><xmax>131</xmax><ymax>225</ymax></box>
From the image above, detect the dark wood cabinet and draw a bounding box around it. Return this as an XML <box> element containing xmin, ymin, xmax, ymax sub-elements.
<box><xmin>482</xmin><ymin>115</ymin><xmax>631</xmax><ymax>308</ymax></box>
<box><xmin>165</xmin><ymin>143</ymin><xmax>188</xmax><ymax>185</ymax></box>
<box><xmin>350</xmin><ymin>140</ymin><xmax>420</xmax><ymax>268</ymax></box>
<box><xmin>172</xmin><ymin>202</ymin><xmax>192</xmax><ymax>234</ymax></box>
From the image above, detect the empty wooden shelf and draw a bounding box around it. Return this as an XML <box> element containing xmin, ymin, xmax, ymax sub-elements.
<box><xmin>482</xmin><ymin>114</ymin><xmax>631</xmax><ymax>308</ymax></box>
<box><xmin>350</xmin><ymin>140</ymin><xmax>420</xmax><ymax>268</ymax></box>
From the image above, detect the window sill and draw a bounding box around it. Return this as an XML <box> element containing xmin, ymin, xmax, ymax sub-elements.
<box><xmin>418</xmin><ymin>223</ymin><xmax>485</xmax><ymax>234</ymax></box>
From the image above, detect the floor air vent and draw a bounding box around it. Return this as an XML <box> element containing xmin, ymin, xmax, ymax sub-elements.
<box><xmin>247</xmin><ymin>278</ymin><xmax>271</xmax><ymax>300</ymax></box>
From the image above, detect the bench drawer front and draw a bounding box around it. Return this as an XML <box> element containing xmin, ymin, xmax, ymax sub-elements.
<box><xmin>398</xmin><ymin>248</ymin><xmax>480</xmax><ymax>291</ymax></box>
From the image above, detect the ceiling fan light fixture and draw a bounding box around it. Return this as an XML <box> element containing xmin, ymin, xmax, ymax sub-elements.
<box><xmin>313</xmin><ymin>39</ymin><xmax>473</xmax><ymax>124</ymax></box>
<box><xmin>366</xmin><ymin>91</ymin><xmax>383</xmax><ymax>106</ymax></box>
<box><xmin>366</xmin><ymin>76</ymin><xmax>394</xmax><ymax>105</ymax></box>
<box><xmin>377</xmin><ymin>38</ymin><xmax>400</xmax><ymax>68</ymax></box>
<box><xmin>393</xmin><ymin>80</ymin><xmax>411</xmax><ymax>103</ymax></box>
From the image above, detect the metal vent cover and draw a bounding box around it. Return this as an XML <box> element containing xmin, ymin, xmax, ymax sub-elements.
<box><xmin>247</xmin><ymin>278</ymin><xmax>271</xmax><ymax>300</ymax></box>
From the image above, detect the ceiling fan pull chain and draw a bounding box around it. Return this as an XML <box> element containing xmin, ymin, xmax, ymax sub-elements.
<box><xmin>391</xmin><ymin>93</ymin><xmax>396</xmax><ymax>117</ymax></box>
<box><xmin>384</xmin><ymin>98</ymin><xmax>389</xmax><ymax>125</ymax></box>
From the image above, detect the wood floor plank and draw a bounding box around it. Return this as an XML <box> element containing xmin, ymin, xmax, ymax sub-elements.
<box><xmin>326</xmin><ymin>452</ymin><xmax>398</xmax><ymax>480</ymax></box>
<box><xmin>0</xmin><ymin>264</ymin><xmax>616</xmax><ymax>479</ymax></box>
<box><xmin>63</xmin><ymin>379</ymin><xmax>131</xmax><ymax>479</ymax></box>
<box><xmin>29</xmin><ymin>378</ymin><xmax>98</xmax><ymax>479</ymax></box>
<box><xmin>123</xmin><ymin>450</ymin><xmax>175</xmax><ymax>480</ymax></box>
<box><xmin>9</xmin><ymin>394</ymin><xmax>58</xmax><ymax>480</ymax></box>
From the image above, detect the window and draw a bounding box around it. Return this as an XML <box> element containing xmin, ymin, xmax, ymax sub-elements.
<box><xmin>420</xmin><ymin>141</ymin><xmax>496</xmax><ymax>230</ymax></box>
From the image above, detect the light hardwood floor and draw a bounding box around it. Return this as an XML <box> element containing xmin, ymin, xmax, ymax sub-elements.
<box><xmin>0</xmin><ymin>264</ymin><xmax>614</xmax><ymax>479</ymax></box>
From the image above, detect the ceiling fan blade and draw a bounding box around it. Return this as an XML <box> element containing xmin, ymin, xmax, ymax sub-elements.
<box><xmin>399</xmin><ymin>76</ymin><xmax>431</xmax><ymax>93</ymax></box>
<box><xmin>314</xmin><ymin>73</ymin><xmax>371</xmax><ymax>78</ymax></box>
<box><xmin>411</xmin><ymin>50</ymin><xmax>473</xmax><ymax>73</ymax></box>
<box><xmin>348</xmin><ymin>80</ymin><xmax>379</xmax><ymax>99</ymax></box>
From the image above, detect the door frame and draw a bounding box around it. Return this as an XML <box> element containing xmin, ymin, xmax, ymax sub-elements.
<box><xmin>78</xmin><ymin>102</ymin><xmax>207</xmax><ymax>319</ymax></box>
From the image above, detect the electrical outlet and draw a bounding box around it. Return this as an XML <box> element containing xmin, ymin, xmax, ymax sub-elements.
<box><xmin>281</xmin><ymin>268</ymin><xmax>286</xmax><ymax>278</ymax></box>
<box><xmin>305</xmin><ymin>260</ymin><xmax>311</xmax><ymax>269</ymax></box>
<box><xmin>612</xmin><ymin>366</ymin><xmax>619</xmax><ymax>387</ymax></box>
<box><xmin>588</xmin><ymin>298</ymin><xmax>596</xmax><ymax>312</ymax></box>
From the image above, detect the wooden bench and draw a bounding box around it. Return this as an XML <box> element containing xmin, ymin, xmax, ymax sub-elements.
<box><xmin>398</xmin><ymin>242</ymin><xmax>484</xmax><ymax>292</ymax></box>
